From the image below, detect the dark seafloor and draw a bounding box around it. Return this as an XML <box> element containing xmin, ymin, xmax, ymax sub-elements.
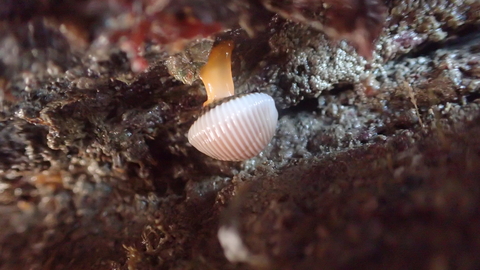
<box><xmin>1</xmin><ymin>0</ymin><xmax>480</xmax><ymax>269</ymax></box>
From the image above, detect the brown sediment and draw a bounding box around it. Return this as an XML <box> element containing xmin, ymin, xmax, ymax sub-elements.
<box><xmin>0</xmin><ymin>0</ymin><xmax>479</xmax><ymax>269</ymax></box>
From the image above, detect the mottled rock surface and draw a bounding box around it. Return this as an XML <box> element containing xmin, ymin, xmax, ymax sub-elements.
<box><xmin>0</xmin><ymin>0</ymin><xmax>479</xmax><ymax>269</ymax></box>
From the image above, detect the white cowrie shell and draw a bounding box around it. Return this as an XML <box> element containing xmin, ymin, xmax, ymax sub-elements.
<box><xmin>188</xmin><ymin>92</ymin><xmax>278</xmax><ymax>161</ymax></box>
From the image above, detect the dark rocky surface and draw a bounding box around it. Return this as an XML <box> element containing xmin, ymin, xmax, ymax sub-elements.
<box><xmin>0</xmin><ymin>0</ymin><xmax>479</xmax><ymax>269</ymax></box>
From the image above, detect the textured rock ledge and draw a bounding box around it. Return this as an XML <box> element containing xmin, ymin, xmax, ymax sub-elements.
<box><xmin>0</xmin><ymin>0</ymin><xmax>479</xmax><ymax>269</ymax></box>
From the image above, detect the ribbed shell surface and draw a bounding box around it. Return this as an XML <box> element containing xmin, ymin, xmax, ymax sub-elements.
<box><xmin>188</xmin><ymin>93</ymin><xmax>278</xmax><ymax>161</ymax></box>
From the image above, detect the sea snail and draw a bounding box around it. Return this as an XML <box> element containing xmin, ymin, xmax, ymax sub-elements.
<box><xmin>187</xmin><ymin>41</ymin><xmax>278</xmax><ymax>161</ymax></box>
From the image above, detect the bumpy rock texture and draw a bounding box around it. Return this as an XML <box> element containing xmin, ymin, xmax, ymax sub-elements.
<box><xmin>0</xmin><ymin>0</ymin><xmax>479</xmax><ymax>269</ymax></box>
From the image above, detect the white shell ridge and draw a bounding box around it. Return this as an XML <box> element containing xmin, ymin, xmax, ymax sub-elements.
<box><xmin>188</xmin><ymin>92</ymin><xmax>278</xmax><ymax>161</ymax></box>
